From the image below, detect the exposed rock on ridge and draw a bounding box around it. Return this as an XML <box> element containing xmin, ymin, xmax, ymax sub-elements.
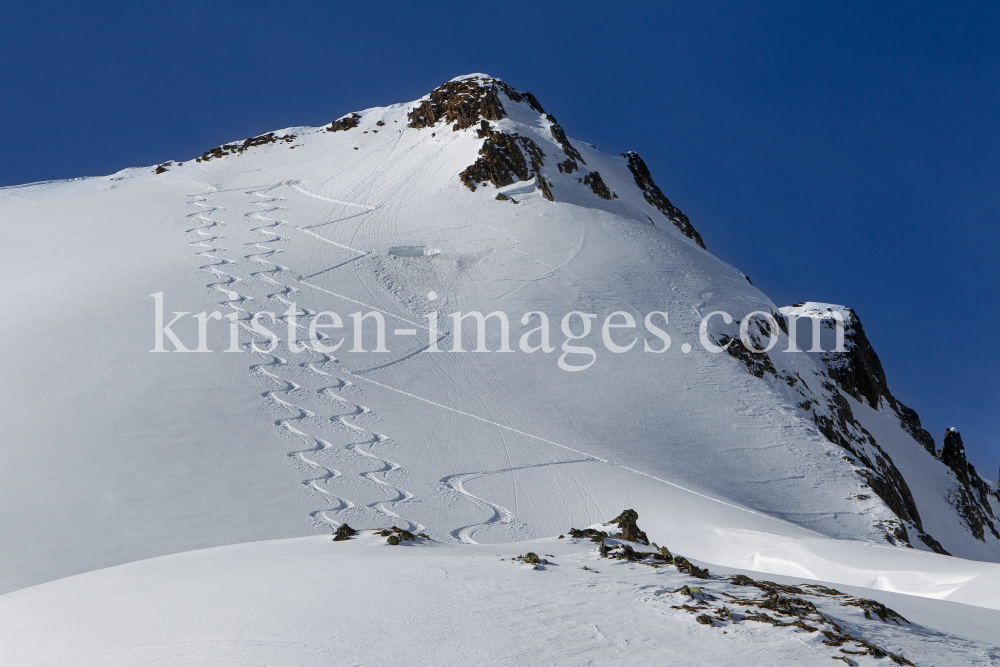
<box><xmin>196</xmin><ymin>131</ymin><xmax>296</xmax><ymax>163</ymax></box>
<box><xmin>940</xmin><ymin>429</ymin><xmax>1000</xmax><ymax>542</ymax></box>
<box><xmin>582</xmin><ymin>171</ymin><xmax>614</xmax><ymax>200</ymax></box>
<box><xmin>546</xmin><ymin>114</ymin><xmax>586</xmax><ymax>165</ymax></box>
<box><xmin>622</xmin><ymin>151</ymin><xmax>706</xmax><ymax>249</ymax></box>
<box><xmin>714</xmin><ymin>313</ymin><xmax>943</xmax><ymax>552</ymax></box>
<box><xmin>328</xmin><ymin>113</ymin><xmax>362</xmax><ymax>132</ymax></box>
<box><xmin>812</xmin><ymin>306</ymin><xmax>936</xmax><ymax>455</ymax></box>
<box><xmin>407</xmin><ymin>75</ymin><xmax>544</xmax><ymax>131</ymax></box>
<box><xmin>796</xmin><ymin>305</ymin><xmax>1000</xmax><ymax>544</ymax></box>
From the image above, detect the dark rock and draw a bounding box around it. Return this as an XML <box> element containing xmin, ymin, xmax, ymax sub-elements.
<box><xmin>582</xmin><ymin>172</ymin><xmax>613</xmax><ymax>200</ymax></box>
<box><xmin>917</xmin><ymin>532</ymin><xmax>950</xmax><ymax>554</ymax></box>
<box><xmin>695</xmin><ymin>614</ymin><xmax>715</xmax><ymax>626</ymax></box>
<box><xmin>673</xmin><ymin>556</ymin><xmax>710</xmax><ymax>579</ymax></box>
<box><xmin>538</xmin><ymin>177</ymin><xmax>554</xmax><ymax>202</ymax></box>
<box><xmin>842</xmin><ymin>598</ymin><xmax>908</xmax><ymax>625</ymax></box>
<box><xmin>459</xmin><ymin>125</ymin><xmax>544</xmax><ymax>192</ymax></box>
<box><xmin>621</xmin><ymin>151</ymin><xmax>705</xmax><ymax>249</ymax></box>
<box><xmin>333</xmin><ymin>524</ymin><xmax>357</xmax><ymax>541</ymax></box>
<box><xmin>407</xmin><ymin>77</ymin><xmax>507</xmax><ymax>131</ymax></box>
<box><xmin>942</xmin><ymin>428</ymin><xmax>969</xmax><ymax>481</ymax></box>
<box><xmin>609</xmin><ymin>509</ymin><xmax>649</xmax><ymax>545</ymax></box>
<box><xmin>557</xmin><ymin>159</ymin><xmax>578</xmax><ymax>174</ymax></box>
<box><xmin>198</xmin><ymin>132</ymin><xmax>297</xmax><ymax>162</ymax></box>
<box><xmin>495</xmin><ymin>192</ymin><xmax>509</xmax><ymax>201</ymax></box>
<box><xmin>716</xmin><ymin>331</ymin><xmax>777</xmax><ymax>380</ymax></box>
<box><xmin>328</xmin><ymin>113</ymin><xmax>361</xmax><ymax>132</ymax></box>
<box><xmin>939</xmin><ymin>429</ymin><xmax>1000</xmax><ymax>541</ymax></box>
<box><xmin>800</xmin><ymin>307</ymin><xmax>937</xmax><ymax>457</ymax></box>
<box><xmin>507</xmin><ymin>88</ymin><xmax>545</xmax><ymax>113</ymax></box>
<box><xmin>546</xmin><ymin>115</ymin><xmax>585</xmax><ymax>165</ymax></box>
<box><xmin>721</xmin><ymin>314</ymin><xmax>932</xmax><ymax>546</ymax></box>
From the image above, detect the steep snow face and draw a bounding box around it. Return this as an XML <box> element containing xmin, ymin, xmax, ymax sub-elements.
<box><xmin>0</xmin><ymin>75</ymin><xmax>996</xmax><ymax>597</ymax></box>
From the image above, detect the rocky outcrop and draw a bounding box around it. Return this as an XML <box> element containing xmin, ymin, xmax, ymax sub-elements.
<box><xmin>537</xmin><ymin>176</ymin><xmax>554</xmax><ymax>202</ymax></box>
<box><xmin>327</xmin><ymin>113</ymin><xmax>361</xmax><ymax>132</ymax></box>
<box><xmin>407</xmin><ymin>76</ymin><xmax>545</xmax><ymax>132</ymax></box>
<box><xmin>941</xmin><ymin>428</ymin><xmax>969</xmax><ymax>480</ymax></box>
<box><xmin>610</xmin><ymin>509</ymin><xmax>649</xmax><ymax>545</ymax></box>
<box><xmin>940</xmin><ymin>429</ymin><xmax>1000</xmax><ymax>542</ymax></box>
<box><xmin>460</xmin><ymin>121</ymin><xmax>545</xmax><ymax>192</ymax></box>
<box><xmin>500</xmin><ymin>85</ymin><xmax>546</xmax><ymax>114</ymax></box>
<box><xmin>196</xmin><ymin>131</ymin><xmax>297</xmax><ymax>163</ymax></box>
<box><xmin>582</xmin><ymin>171</ymin><xmax>613</xmax><ymax>200</ymax></box>
<box><xmin>715</xmin><ymin>313</ymin><xmax>943</xmax><ymax>552</ymax></box>
<box><xmin>808</xmin><ymin>306</ymin><xmax>936</xmax><ymax>456</ymax></box>
<box><xmin>557</xmin><ymin>159</ymin><xmax>578</xmax><ymax>174</ymax></box>
<box><xmin>773</xmin><ymin>304</ymin><xmax>1000</xmax><ymax>549</ymax></box>
<box><xmin>546</xmin><ymin>115</ymin><xmax>585</xmax><ymax>165</ymax></box>
<box><xmin>622</xmin><ymin>151</ymin><xmax>705</xmax><ymax>249</ymax></box>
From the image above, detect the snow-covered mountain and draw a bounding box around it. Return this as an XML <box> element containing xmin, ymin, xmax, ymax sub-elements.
<box><xmin>1</xmin><ymin>72</ymin><xmax>998</xmax><ymax>615</ymax></box>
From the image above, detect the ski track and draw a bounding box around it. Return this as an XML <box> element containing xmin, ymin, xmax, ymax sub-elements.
<box><xmin>318</xmin><ymin>379</ymin><xmax>424</xmax><ymax>533</ymax></box>
<box><xmin>250</xmin><ymin>351</ymin><xmax>355</xmax><ymax>527</ymax></box>
<box><xmin>185</xmin><ymin>193</ymin><xmax>355</xmax><ymax>528</ymax></box>
<box><xmin>186</xmin><ymin>182</ymin><xmax>638</xmax><ymax>541</ymax></box>
<box><xmin>441</xmin><ymin>471</ymin><xmax>518</xmax><ymax>544</ymax></box>
<box><xmin>184</xmin><ymin>187</ymin><xmax>430</xmax><ymax>533</ymax></box>
<box><xmin>441</xmin><ymin>460</ymin><xmax>590</xmax><ymax>544</ymax></box>
<box><xmin>185</xmin><ymin>184</ymin><xmax>819</xmax><ymax>545</ymax></box>
<box><xmin>242</xmin><ymin>185</ymin><xmax>426</xmax><ymax>533</ymax></box>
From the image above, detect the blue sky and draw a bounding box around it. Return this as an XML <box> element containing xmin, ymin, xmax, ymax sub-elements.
<box><xmin>2</xmin><ymin>1</ymin><xmax>997</xmax><ymax>478</ymax></box>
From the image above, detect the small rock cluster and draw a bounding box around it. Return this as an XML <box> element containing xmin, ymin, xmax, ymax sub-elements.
<box><xmin>374</xmin><ymin>526</ymin><xmax>430</xmax><ymax>545</ymax></box>
<box><xmin>327</xmin><ymin>113</ymin><xmax>361</xmax><ymax>132</ymax></box>
<box><xmin>195</xmin><ymin>132</ymin><xmax>296</xmax><ymax>163</ymax></box>
<box><xmin>332</xmin><ymin>524</ymin><xmax>430</xmax><ymax>545</ymax></box>
<box><xmin>332</xmin><ymin>523</ymin><xmax>357</xmax><ymax>541</ymax></box>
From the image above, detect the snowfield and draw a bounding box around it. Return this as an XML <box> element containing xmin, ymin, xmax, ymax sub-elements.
<box><xmin>2</xmin><ymin>529</ymin><xmax>998</xmax><ymax>666</ymax></box>
<box><xmin>1</xmin><ymin>74</ymin><xmax>998</xmax><ymax>662</ymax></box>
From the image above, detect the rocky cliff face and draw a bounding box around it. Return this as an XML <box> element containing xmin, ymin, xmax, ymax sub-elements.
<box><xmin>772</xmin><ymin>304</ymin><xmax>1000</xmax><ymax>550</ymax></box>
<box><xmin>809</xmin><ymin>307</ymin><xmax>935</xmax><ymax>453</ymax></box>
<box><xmin>940</xmin><ymin>429</ymin><xmax>1000</xmax><ymax>542</ymax></box>
<box><xmin>714</xmin><ymin>311</ymin><xmax>941</xmax><ymax>552</ymax></box>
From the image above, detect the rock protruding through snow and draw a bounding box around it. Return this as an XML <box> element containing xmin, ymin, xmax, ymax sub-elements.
<box><xmin>622</xmin><ymin>150</ymin><xmax>706</xmax><ymax>249</ymax></box>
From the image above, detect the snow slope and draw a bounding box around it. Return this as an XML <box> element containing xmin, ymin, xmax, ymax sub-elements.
<box><xmin>1</xmin><ymin>531</ymin><xmax>997</xmax><ymax>666</ymax></box>
<box><xmin>1</xmin><ymin>75</ymin><xmax>997</xmax><ymax>613</ymax></box>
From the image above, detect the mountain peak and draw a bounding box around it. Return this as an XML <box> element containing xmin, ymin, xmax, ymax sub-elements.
<box><xmin>407</xmin><ymin>74</ymin><xmax>546</xmax><ymax>131</ymax></box>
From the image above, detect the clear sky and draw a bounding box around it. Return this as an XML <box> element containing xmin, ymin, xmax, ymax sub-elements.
<box><xmin>2</xmin><ymin>1</ymin><xmax>997</xmax><ymax>479</ymax></box>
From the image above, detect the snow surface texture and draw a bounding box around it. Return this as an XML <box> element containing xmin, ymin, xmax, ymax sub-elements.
<box><xmin>2</xmin><ymin>532</ymin><xmax>998</xmax><ymax>666</ymax></box>
<box><xmin>1</xmin><ymin>75</ymin><xmax>998</xmax><ymax>619</ymax></box>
